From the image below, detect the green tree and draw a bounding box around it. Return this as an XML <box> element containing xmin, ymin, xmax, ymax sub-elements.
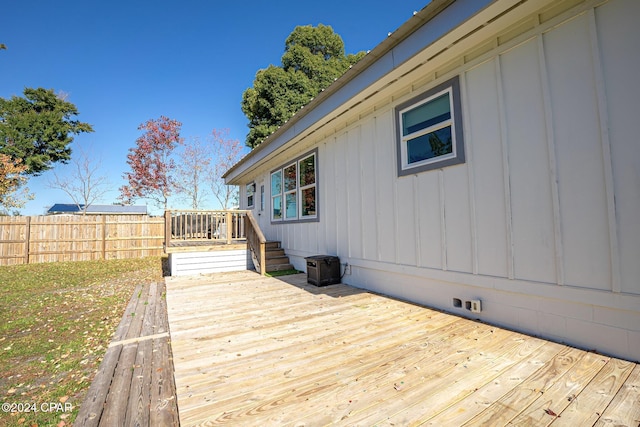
<box><xmin>242</xmin><ymin>24</ymin><xmax>365</xmax><ymax>149</ymax></box>
<box><xmin>0</xmin><ymin>88</ymin><xmax>94</xmax><ymax>175</ymax></box>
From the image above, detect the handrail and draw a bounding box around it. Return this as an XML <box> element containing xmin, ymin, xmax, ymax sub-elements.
<box><xmin>165</xmin><ymin>209</ymin><xmax>248</xmax><ymax>246</ymax></box>
<box><xmin>164</xmin><ymin>209</ymin><xmax>268</xmax><ymax>275</ymax></box>
<box><xmin>245</xmin><ymin>211</ymin><xmax>267</xmax><ymax>276</ymax></box>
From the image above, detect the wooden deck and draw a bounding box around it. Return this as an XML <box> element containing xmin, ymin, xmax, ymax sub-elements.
<box><xmin>165</xmin><ymin>271</ymin><xmax>640</xmax><ymax>426</ymax></box>
<box><xmin>166</xmin><ymin>239</ymin><xmax>247</xmax><ymax>253</ymax></box>
<box><xmin>76</xmin><ymin>281</ymin><xmax>179</xmax><ymax>426</ymax></box>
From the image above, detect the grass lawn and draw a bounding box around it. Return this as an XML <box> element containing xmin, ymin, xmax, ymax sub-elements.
<box><xmin>0</xmin><ymin>257</ymin><xmax>165</xmax><ymax>427</ymax></box>
<box><xmin>265</xmin><ymin>269</ymin><xmax>303</xmax><ymax>277</ymax></box>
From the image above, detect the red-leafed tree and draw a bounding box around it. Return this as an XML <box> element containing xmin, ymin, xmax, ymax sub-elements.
<box><xmin>119</xmin><ymin>116</ymin><xmax>183</xmax><ymax>210</ymax></box>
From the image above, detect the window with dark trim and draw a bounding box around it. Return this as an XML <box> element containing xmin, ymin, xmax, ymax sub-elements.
<box><xmin>395</xmin><ymin>76</ymin><xmax>465</xmax><ymax>176</ymax></box>
<box><xmin>271</xmin><ymin>151</ymin><xmax>317</xmax><ymax>222</ymax></box>
<box><xmin>246</xmin><ymin>183</ymin><xmax>255</xmax><ymax>208</ymax></box>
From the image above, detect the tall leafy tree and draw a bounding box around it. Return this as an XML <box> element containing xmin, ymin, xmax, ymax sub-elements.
<box><xmin>242</xmin><ymin>24</ymin><xmax>365</xmax><ymax>149</ymax></box>
<box><xmin>0</xmin><ymin>88</ymin><xmax>94</xmax><ymax>175</ymax></box>
<box><xmin>242</xmin><ymin>66</ymin><xmax>312</xmax><ymax>148</ymax></box>
<box><xmin>119</xmin><ymin>116</ymin><xmax>183</xmax><ymax>210</ymax></box>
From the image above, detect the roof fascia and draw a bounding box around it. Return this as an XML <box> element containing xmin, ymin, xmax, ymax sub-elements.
<box><xmin>225</xmin><ymin>0</ymin><xmax>497</xmax><ymax>185</ymax></box>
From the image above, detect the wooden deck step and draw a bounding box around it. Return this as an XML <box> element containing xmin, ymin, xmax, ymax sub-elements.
<box><xmin>265</xmin><ymin>241</ymin><xmax>282</xmax><ymax>250</ymax></box>
<box><xmin>265</xmin><ymin>255</ymin><xmax>290</xmax><ymax>266</ymax></box>
<box><xmin>76</xmin><ymin>282</ymin><xmax>179</xmax><ymax>427</ymax></box>
<box><xmin>264</xmin><ymin>240</ymin><xmax>294</xmax><ymax>272</ymax></box>
<box><xmin>266</xmin><ymin>262</ymin><xmax>295</xmax><ymax>272</ymax></box>
<box><xmin>265</xmin><ymin>248</ymin><xmax>285</xmax><ymax>257</ymax></box>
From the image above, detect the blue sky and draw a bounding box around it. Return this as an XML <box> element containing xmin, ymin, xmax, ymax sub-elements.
<box><xmin>1</xmin><ymin>0</ymin><xmax>429</xmax><ymax>215</ymax></box>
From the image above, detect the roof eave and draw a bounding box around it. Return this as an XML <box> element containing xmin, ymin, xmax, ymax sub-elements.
<box><xmin>224</xmin><ymin>0</ymin><xmax>495</xmax><ymax>185</ymax></box>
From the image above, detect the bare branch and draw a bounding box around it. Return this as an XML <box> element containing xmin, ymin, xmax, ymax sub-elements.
<box><xmin>174</xmin><ymin>137</ymin><xmax>211</xmax><ymax>209</ymax></box>
<box><xmin>48</xmin><ymin>146</ymin><xmax>111</xmax><ymax>215</ymax></box>
<box><xmin>207</xmin><ymin>129</ymin><xmax>243</xmax><ymax>210</ymax></box>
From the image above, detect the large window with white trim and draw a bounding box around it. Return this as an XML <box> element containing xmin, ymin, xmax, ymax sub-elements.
<box><xmin>395</xmin><ymin>76</ymin><xmax>465</xmax><ymax>176</ymax></box>
<box><xmin>271</xmin><ymin>151</ymin><xmax>317</xmax><ymax>222</ymax></box>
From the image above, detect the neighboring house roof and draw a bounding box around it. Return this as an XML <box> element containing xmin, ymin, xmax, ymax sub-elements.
<box><xmin>224</xmin><ymin>0</ymin><xmax>494</xmax><ymax>184</ymax></box>
<box><xmin>47</xmin><ymin>204</ymin><xmax>148</xmax><ymax>215</ymax></box>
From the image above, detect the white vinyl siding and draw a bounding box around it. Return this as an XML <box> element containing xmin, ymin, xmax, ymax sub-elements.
<box><xmin>246</xmin><ymin>0</ymin><xmax>639</xmax><ymax>362</ymax></box>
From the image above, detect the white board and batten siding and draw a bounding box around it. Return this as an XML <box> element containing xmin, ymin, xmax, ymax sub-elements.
<box><xmin>240</xmin><ymin>0</ymin><xmax>640</xmax><ymax>362</ymax></box>
<box><xmin>169</xmin><ymin>250</ymin><xmax>252</xmax><ymax>277</ymax></box>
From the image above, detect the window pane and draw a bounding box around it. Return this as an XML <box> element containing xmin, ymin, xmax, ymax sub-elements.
<box><xmin>271</xmin><ymin>171</ymin><xmax>282</xmax><ymax>195</ymax></box>
<box><xmin>285</xmin><ymin>192</ymin><xmax>297</xmax><ymax>218</ymax></box>
<box><xmin>284</xmin><ymin>164</ymin><xmax>297</xmax><ymax>191</ymax></box>
<box><xmin>272</xmin><ymin>196</ymin><xmax>282</xmax><ymax>219</ymax></box>
<box><xmin>402</xmin><ymin>93</ymin><xmax>451</xmax><ymax>136</ymax></box>
<box><xmin>407</xmin><ymin>125</ymin><xmax>453</xmax><ymax>164</ymax></box>
<box><xmin>246</xmin><ymin>183</ymin><xmax>255</xmax><ymax>207</ymax></box>
<box><xmin>299</xmin><ymin>155</ymin><xmax>315</xmax><ymax>187</ymax></box>
<box><xmin>301</xmin><ymin>187</ymin><xmax>316</xmax><ymax>217</ymax></box>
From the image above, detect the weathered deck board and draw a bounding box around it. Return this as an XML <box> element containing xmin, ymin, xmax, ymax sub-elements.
<box><xmin>165</xmin><ymin>271</ymin><xmax>639</xmax><ymax>426</ymax></box>
<box><xmin>76</xmin><ymin>281</ymin><xmax>179</xmax><ymax>427</ymax></box>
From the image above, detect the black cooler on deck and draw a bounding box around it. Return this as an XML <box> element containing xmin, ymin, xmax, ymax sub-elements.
<box><xmin>305</xmin><ymin>255</ymin><xmax>341</xmax><ymax>286</ymax></box>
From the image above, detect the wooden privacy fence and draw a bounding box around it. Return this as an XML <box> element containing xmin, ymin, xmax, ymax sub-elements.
<box><xmin>0</xmin><ymin>215</ymin><xmax>164</xmax><ymax>266</ymax></box>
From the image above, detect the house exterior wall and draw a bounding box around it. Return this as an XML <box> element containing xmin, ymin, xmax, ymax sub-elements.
<box><xmin>239</xmin><ymin>0</ymin><xmax>639</xmax><ymax>361</ymax></box>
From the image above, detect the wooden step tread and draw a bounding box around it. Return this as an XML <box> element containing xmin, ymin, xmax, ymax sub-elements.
<box><xmin>266</xmin><ymin>263</ymin><xmax>295</xmax><ymax>272</ymax></box>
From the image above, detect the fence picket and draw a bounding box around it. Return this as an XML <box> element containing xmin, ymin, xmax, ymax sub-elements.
<box><xmin>0</xmin><ymin>215</ymin><xmax>164</xmax><ymax>265</ymax></box>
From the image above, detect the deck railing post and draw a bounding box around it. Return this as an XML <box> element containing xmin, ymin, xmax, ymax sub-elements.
<box><xmin>164</xmin><ymin>210</ymin><xmax>171</xmax><ymax>253</ymax></box>
<box><xmin>226</xmin><ymin>211</ymin><xmax>232</xmax><ymax>245</ymax></box>
<box><xmin>245</xmin><ymin>211</ymin><xmax>267</xmax><ymax>275</ymax></box>
<box><xmin>259</xmin><ymin>241</ymin><xmax>266</xmax><ymax>276</ymax></box>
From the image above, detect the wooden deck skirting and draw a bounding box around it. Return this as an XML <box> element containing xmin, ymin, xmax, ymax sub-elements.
<box><xmin>165</xmin><ymin>271</ymin><xmax>640</xmax><ymax>426</ymax></box>
<box><xmin>165</xmin><ymin>240</ymin><xmax>248</xmax><ymax>254</ymax></box>
<box><xmin>76</xmin><ymin>281</ymin><xmax>179</xmax><ymax>427</ymax></box>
